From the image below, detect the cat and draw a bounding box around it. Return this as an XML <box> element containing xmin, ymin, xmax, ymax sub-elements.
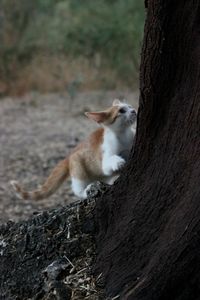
<box><xmin>10</xmin><ymin>99</ymin><xmax>137</xmax><ymax>200</ymax></box>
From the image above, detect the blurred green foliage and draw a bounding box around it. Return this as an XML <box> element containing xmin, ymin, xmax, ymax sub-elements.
<box><xmin>0</xmin><ymin>0</ymin><xmax>145</xmax><ymax>90</ymax></box>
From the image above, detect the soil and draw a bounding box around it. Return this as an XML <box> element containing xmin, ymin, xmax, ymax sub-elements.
<box><xmin>0</xmin><ymin>90</ymin><xmax>138</xmax><ymax>223</ymax></box>
<box><xmin>0</xmin><ymin>190</ymin><xmax>107</xmax><ymax>300</ymax></box>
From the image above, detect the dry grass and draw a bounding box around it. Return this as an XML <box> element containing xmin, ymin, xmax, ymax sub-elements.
<box><xmin>4</xmin><ymin>54</ymin><xmax>132</xmax><ymax>96</ymax></box>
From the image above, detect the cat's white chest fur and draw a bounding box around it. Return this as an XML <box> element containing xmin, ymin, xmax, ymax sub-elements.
<box><xmin>101</xmin><ymin>127</ymin><xmax>134</xmax><ymax>177</ymax></box>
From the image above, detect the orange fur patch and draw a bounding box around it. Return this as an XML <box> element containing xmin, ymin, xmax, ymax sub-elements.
<box><xmin>69</xmin><ymin>128</ymin><xmax>104</xmax><ymax>180</ymax></box>
<box><xmin>85</xmin><ymin>106</ymin><xmax>119</xmax><ymax>124</ymax></box>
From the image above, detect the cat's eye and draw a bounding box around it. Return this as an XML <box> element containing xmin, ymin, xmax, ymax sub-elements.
<box><xmin>119</xmin><ymin>107</ymin><xmax>127</xmax><ymax>114</ymax></box>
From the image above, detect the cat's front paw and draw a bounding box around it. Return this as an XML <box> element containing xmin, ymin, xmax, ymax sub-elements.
<box><xmin>111</xmin><ymin>155</ymin><xmax>126</xmax><ymax>172</ymax></box>
<box><xmin>85</xmin><ymin>183</ymin><xmax>98</xmax><ymax>198</ymax></box>
<box><xmin>85</xmin><ymin>181</ymin><xmax>107</xmax><ymax>199</ymax></box>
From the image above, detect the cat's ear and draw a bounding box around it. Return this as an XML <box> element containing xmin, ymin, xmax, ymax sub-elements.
<box><xmin>85</xmin><ymin>111</ymin><xmax>108</xmax><ymax>123</ymax></box>
<box><xmin>112</xmin><ymin>99</ymin><xmax>121</xmax><ymax>106</ymax></box>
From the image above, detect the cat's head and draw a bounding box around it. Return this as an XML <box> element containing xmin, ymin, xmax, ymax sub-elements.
<box><xmin>85</xmin><ymin>99</ymin><xmax>137</xmax><ymax>130</ymax></box>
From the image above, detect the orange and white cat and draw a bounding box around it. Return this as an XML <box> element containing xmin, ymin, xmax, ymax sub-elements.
<box><xmin>11</xmin><ymin>99</ymin><xmax>137</xmax><ymax>200</ymax></box>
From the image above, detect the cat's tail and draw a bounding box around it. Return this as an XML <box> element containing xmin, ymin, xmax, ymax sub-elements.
<box><xmin>10</xmin><ymin>158</ymin><xmax>70</xmax><ymax>201</ymax></box>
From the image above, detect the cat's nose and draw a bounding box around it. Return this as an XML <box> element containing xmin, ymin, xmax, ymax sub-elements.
<box><xmin>130</xmin><ymin>109</ymin><xmax>136</xmax><ymax>115</ymax></box>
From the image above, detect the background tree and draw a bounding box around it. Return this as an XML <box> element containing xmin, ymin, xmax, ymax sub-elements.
<box><xmin>0</xmin><ymin>0</ymin><xmax>144</xmax><ymax>94</ymax></box>
<box><xmin>95</xmin><ymin>1</ymin><xmax>200</xmax><ymax>299</ymax></box>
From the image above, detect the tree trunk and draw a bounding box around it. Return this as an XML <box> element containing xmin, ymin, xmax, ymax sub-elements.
<box><xmin>95</xmin><ymin>1</ymin><xmax>200</xmax><ymax>299</ymax></box>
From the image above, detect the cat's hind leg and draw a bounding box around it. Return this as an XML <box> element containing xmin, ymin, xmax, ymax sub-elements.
<box><xmin>71</xmin><ymin>178</ymin><xmax>91</xmax><ymax>199</ymax></box>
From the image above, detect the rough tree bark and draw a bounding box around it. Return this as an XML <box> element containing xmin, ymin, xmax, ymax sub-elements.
<box><xmin>95</xmin><ymin>1</ymin><xmax>200</xmax><ymax>299</ymax></box>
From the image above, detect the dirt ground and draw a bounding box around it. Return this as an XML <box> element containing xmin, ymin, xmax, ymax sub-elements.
<box><xmin>0</xmin><ymin>91</ymin><xmax>138</xmax><ymax>223</ymax></box>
